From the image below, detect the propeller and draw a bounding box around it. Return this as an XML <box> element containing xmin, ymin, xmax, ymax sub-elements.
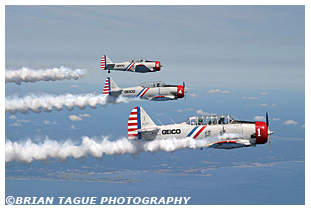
<box><xmin>183</xmin><ymin>81</ymin><xmax>187</xmax><ymax>101</ymax></box>
<box><xmin>266</xmin><ymin>112</ymin><xmax>274</xmax><ymax>152</ymax></box>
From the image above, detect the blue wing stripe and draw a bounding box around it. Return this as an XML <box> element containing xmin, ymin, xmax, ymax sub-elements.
<box><xmin>187</xmin><ymin>126</ymin><xmax>199</xmax><ymax>137</ymax></box>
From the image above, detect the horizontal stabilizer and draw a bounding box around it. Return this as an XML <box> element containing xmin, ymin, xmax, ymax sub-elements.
<box><xmin>137</xmin><ymin>127</ymin><xmax>160</xmax><ymax>132</ymax></box>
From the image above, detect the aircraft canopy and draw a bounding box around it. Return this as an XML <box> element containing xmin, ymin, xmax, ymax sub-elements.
<box><xmin>129</xmin><ymin>58</ymin><xmax>147</xmax><ymax>63</ymax></box>
<box><xmin>140</xmin><ymin>81</ymin><xmax>166</xmax><ymax>88</ymax></box>
<box><xmin>185</xmin><ymin>114</ymin><xmax>235</xmax><ymax>126</ymax></box>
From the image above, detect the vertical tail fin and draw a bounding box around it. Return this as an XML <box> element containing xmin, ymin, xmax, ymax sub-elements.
<box><xmin>128</xmin><ymin>106</ymin><xmax>156</xmax><ymax>140</ymax></box>
<box><xmin>103</xmin><ymin>77</ymin><xmax>111</xmax><ymax>95</ymax></box>
<box><xmin>101</xmin><ymin>55</ymin><xmax>113</xmax><ymax>70</ymax></box>
<box><xmin>109</xmin><ymin>77</ymin><xmax>119</xmax><ymax>90</ymax></box>
<box><xmin>128</xmin><ymin>107</ymin><xmax>140</xmax><ymax>140</ymax></box>
<box><xmin>103</xmin><ymin>77</ymin><xmax>120</xmax><ymax>95</ymax></box>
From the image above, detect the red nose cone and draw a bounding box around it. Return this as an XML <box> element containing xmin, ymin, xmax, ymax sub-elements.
<box><xmin>177</xmin><ymin>85</ymin><xmax>184</xmax><ymax>98</ymax></box>
<box><xmin>155</xmin><ymin>61</ymin><xmax>161</xmax><ymax>71</ymax></box>
<box><xmin>255</xmin><ymin>121</ymin><xmax>268</xmax><ymax>144</ymax></box>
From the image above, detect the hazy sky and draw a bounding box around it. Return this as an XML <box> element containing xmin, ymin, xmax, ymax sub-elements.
<box><xmin>4</xmin><ymin>5</ymin><xmax>306</xmax><ymax>205</ymax></box>
<box><xmin>5</xmin><ymin>5</ymin><xmax>305</xmax><ymax>90</ymax></box>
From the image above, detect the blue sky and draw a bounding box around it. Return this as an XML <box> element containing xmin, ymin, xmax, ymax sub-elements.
<box><xmin>4</xmin><ymin>5</ymin><xmax>306</xmax><ymax>205</ymax></box>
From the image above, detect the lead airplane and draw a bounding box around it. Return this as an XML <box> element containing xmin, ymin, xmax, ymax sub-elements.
<box><xmin>103</xmin><ymin>77</ymin><xmax>185</xmax><ymax>101</ymax></box>
<box><xmin>127</xmin><ymin>106</ymin><xmax>273</xmax><ymax>149</ymax></box>
<box><xmin>101</xmin><ymin>55</ymin><xmax>162</xmax><ymax>73</ymax></box>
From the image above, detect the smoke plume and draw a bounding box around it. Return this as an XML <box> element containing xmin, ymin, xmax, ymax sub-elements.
<box><xmin>5</xmin><ymin>93</ymin><xmax>134</xmax><ymax>114</ymax></box>
<box><xmin>5</xmin><ymin>66</ymin><xmax>87</xmax><ymax>84</ymax></box>
<box><xmin>5</xmin><ymin>136</ymin><xmax>213</xmax><ymax>163</ymax></box>
<box><xmin>5</xmin><ymin>134</ymin><xmax>244</xmax><ymax>163</ymax></box>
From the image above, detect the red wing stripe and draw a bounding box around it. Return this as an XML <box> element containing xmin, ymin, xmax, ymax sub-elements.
<box><xmin>193</xmin><ymin>126</ymin><xmax>206</xmax><ymax>139</ymax></box>
<box><xmin>128</xmin><ymin>128</ymin><xmax>138</xmax><ymax>132</ymax></box>
<box><xmin>140</xmin><ymin>88</ymin><xmax>149</xmax><ymax>98</ymax></box>
<box><xmin>128</xmin><ymin>117</ymin><xmax>137</xmax><ymax>121</ymax></box>
<box><xmin>216</xmin><ymin>140</ymin><xmax>237</xmax><ymax>144</ymax></box>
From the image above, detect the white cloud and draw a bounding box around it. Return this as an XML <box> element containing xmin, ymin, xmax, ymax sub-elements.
<box><xmin>175</xmin><ymin>108</ymin><xmax>193</xmax><ymax>113</ymax></box>
<box><xmin>208</xmin><ymin>89</ymin><xmax>221</xmax><ymax>93</ymax></box>
<box><xmin>10</xmin><ymin>122</ymin><xmax>22</xmax><ymax>127</ymax></box>
<box><xmin>79</xmin><ymin>113</ymin><xmax>91</xmax><ymax>118</ymax></box>
<box><xmin>260</xmin><ymin>92</ymin><xmax>269</xmax><ymax>95</ymax></box>
<box><xmin>255</xmin><ymin>104</ymin><xmax>268</xmax><ymax>107</ymax></box>
<box><xmin>43</xmin><ymin>120</ymin><xmax>57</xmax><ymax>125</ymax></box>
<box><xmin>70</xmin><ymin>85</ymin><xmax>79</xmax><ymax>88</ymax></box>
<box><xmin>253</xmin><ymin>116</ymin><xmax>265</xmax><ymax>121</ymax></box>
<box><xmin>9</xmin><ymin>115</ymin><xmax>16</xmax><ymax>119</ymax></box>
<box><xmin>71</xmin><ymin>125</ymin><xmax>77</xmax><ymax>129</ymax></box>
<box><xmin>272</xmin><ymin>118</ymin><xmax>280</xmax><ymax>121</ymax></box>
<box><xmin>242</xmin><ymin>97</ymin><xmax>258</xmax><ymax>100</ymax></box>
<box><xmin>16</xmin><ymin>119</ymin><xmax>30</xmax><ymax>123</ymax></box>
<box><xmin>196</xmin><ymin>110</ymin><xmax>209</xmax><ymax>116</ymax></box>
<box><xmin>190</xmin><ymin>93</ymin><xmax>198</xmax><ymax>98</ymax></box>
<box><xmin>208</xmin><ymin>89</ymin><xmax>230</xmax><ymax>94</ymax></box>
<box><xmin>283</xmin><ymin>120</ymin><xmax>298</xmax><ymax>125</ymax></box>
<box><xmin>69</xmin><ymin>115</ymin><xmax>83</xmax><ymax>121</ymax></box>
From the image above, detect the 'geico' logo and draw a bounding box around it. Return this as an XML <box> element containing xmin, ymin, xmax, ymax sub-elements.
<box><xmin>124</xmin><ymin>90</ymin><xmax>135</xmax><ymax>93</ymax></box>
<box><xmin>162</xmin><ymin>129</ymin><xmax>181</xmax><ymax>135</ymax></box>
<box><xmin>116</xmin><ymin>64</ymin><xmax>125</xmax><ymax>67</ymax></box>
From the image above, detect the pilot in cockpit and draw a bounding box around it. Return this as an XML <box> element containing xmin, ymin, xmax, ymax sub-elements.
<box><xmin>198</xmin><ymin>118</ymin><xmax>203</xmax><ymax>125</ymax></box>
<box><xmin>219</xmin><ymin>115</ymin><xmax>225</xmax><ymax>124</ymax></box>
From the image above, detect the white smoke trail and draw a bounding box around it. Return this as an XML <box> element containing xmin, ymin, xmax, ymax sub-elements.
<box><xmin>5</xmin><ymin>136</ymin><xmax>214</xmax><ymax>163</ymax></box>
<box><xmin>5</xmin><ymin>93</ymin><xmax>135</xmax><ymax>114</ymax></box>
<box><xmin>5</xmin><ymin>66</ymin><xmax>87</xmax><ymax>84</ymax></box>
<box><xmin>5</xmin><ymin>134</ymin><xmax>244</xmax><ymax>163</ymax></box>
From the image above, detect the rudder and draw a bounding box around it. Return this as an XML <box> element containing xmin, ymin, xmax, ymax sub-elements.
<box><xmin>103</xmin><ymin>77</ymin><xmax>111</xmax><ymax>95</ymax></box>
<box><xmin>101</xmin><ymin>55</ymin><xmax>112</xmax><ymax>70</ymax></box>
<box><xmin>128</xmin><ymin>106</ymin><xmax>156</xmax><ymax>140</ymax></box>
<box><xmin>128</xmin><ymin>107</ymin><xmax>141</xmax><ymax>140</ymax></box>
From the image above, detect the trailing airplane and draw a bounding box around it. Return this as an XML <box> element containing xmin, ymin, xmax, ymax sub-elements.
<box><xmin>100</xmin><ymin>55</ymin><xmax>162</xmax><ymax>73</ymax></box>
<box><xmin>127</xmin><ymin>106</ymin><xmax>274</xmax><ymax>149</ymax></box>
<box><xmin>103</xmin><ymin>77</ymin><xmax>185</xmax><ymax>101</ymax></box>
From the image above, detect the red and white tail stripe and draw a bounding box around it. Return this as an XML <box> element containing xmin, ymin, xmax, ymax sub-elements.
<box><xmin>101</xmin><ymin>55</ymin><xmax>106</xmax><ymax>70</ymax></box>
<box><xmin>103</xmin><ymin>77</ymin><xmax>110</xmax><ymax>95</ymax></box>
<box><xmin>128</xmin><ymin>107</ymin><xmax>139</xmax><ymax>140</ymax></box>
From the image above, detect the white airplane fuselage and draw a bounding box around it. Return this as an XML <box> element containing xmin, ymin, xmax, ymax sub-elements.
<box><xmin>101</xmin><ymin>55</ymin><xmax>161</xmax><ymax>73</ymax></box>
<box><xmin>103</xmin><ymin>77</ymin><xmax>185</xmax><ymax>101</ymax></box>
<box><xmin>128</xmin><ymin>107</ymin><xmax>272</xmax><ymax>149</ymax></box>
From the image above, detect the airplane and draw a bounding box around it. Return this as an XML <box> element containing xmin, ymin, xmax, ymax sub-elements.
<box><xmin>127</xmin><ymin>106</ymin><xmax>274</xmax><ymax>149</ymax></box>
<box><xmin>100</xmin><ymin>55</ymin><xmax>162</xmax><ymax>73</ymax></box>
<box><xmin>103</xmin><ymin>77</ymin><xmax>185</xmax><ymax>101</ymax></box>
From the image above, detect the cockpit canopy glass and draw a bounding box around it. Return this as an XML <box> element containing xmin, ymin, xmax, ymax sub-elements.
<box><xmin>129</xmin><ymin>58</ymin><xmax>147</xmax><ymax>63</ymax></box>
<box><xmin>185</xmin><ymin>114</ymin><xmax>234</xmax><ymax>125</ymax></box>
<box><xmin>140</xmin><ymin>81</ymin><xmax>166</xmax><ymax>88</ymax></box>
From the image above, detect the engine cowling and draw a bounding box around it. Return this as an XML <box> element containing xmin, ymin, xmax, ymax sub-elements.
<box><xmin>155</xmin><ymin>61</ymin><xmax>161</xmax><ymax>71</ymax></box>
<box><xmin>255</xmin><ymin>121</ymin><xmax>268</xmax><ymax>144</ymax></box>
<box><xmin>177</xmin><ymin>85</ymin><xmax>185</xmax><ymax>98</ymax></box>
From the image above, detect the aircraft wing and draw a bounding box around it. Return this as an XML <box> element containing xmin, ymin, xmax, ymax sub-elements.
<box><xmin>206</xmin><ymin>139</ymin><xmax>252</xmax><ymax>149</ymax></box>
<box><xmin>135</xmin><ymin>64</ymin><xmax>153</xmax><ymax>73</ymax></box>
<box><xmin>137</xmin><ymin>127</ymin><xmax>160</xmax><ymax>133</ymax></box>
<box><xmin>148</xmin><ymin>95</ymin><xmax>175</xmax><ymax>101</ymax></box>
